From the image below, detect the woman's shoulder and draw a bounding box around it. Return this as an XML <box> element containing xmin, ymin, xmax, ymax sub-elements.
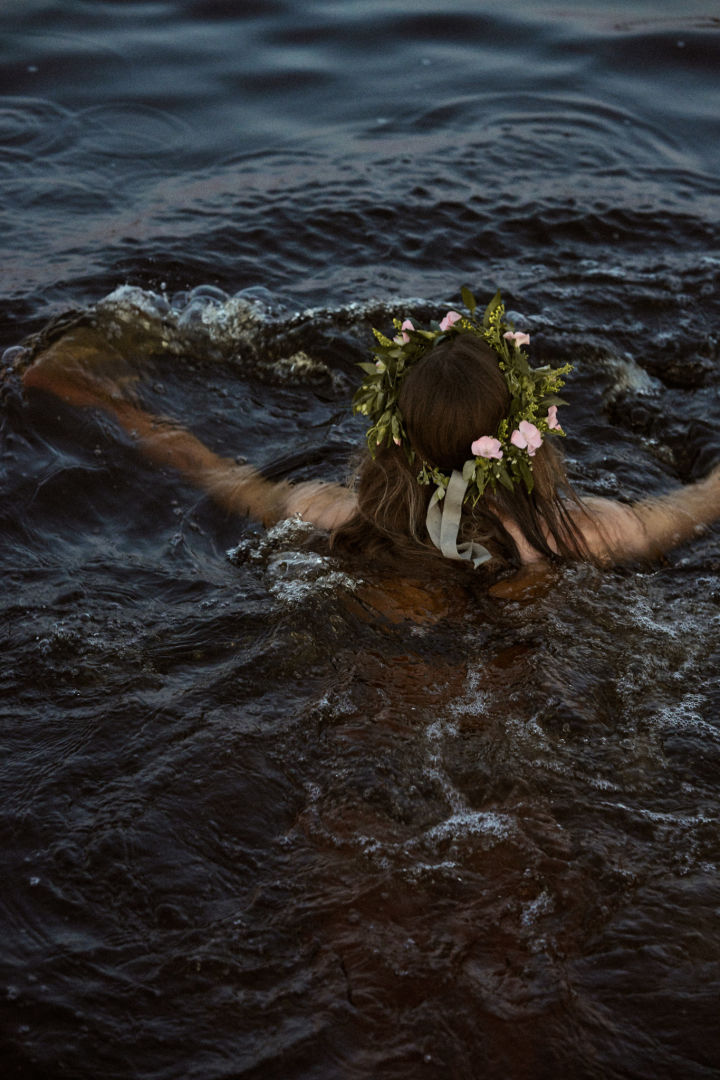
<box><xmin>284</xmin><ymin>480</ymin><xmax>358</xmax><ymax>531</ymax></box>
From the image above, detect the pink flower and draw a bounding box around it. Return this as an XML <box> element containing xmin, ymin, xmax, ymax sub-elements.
<box><xmin>546</xmin><ymin>405</ymin><xmax>561</xmax><ymax>430</ymax></box>
<box><xmin>439</xmin><ymin>310</ymin><xmax>462</xmax><ymax>332</ymax></box>
<box><xmin>503</xmin><ymin>330</ymin><xmax>530</xmax><ymax>347</ymax></box>
<box><xmin>393</xmin><ymin>436</ymin><xmax>402</xmax><ymax>446</ymax></box>
<box><xmin>471</xmin><ymin>435</ymin><xmax>503</xmax><ymax>460</ymax></box>
<box><xmin>510</xmin><ymin>421</ymin><xmax>543</xmax><ymax>456</ymax></box>
<box><xmin>394</xmin><ymin>318</ymin><xmax>415</xmax><ymax>344</ymax></box>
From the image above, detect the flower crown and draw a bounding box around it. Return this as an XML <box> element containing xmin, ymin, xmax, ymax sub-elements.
<box><xmin>352</xmin><ymin>287</ymin><xmax>572</xmax><ymax>502</ymax></box>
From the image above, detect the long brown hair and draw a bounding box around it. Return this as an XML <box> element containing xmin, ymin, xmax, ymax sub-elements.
<box><xmin>331</xmin><ymin>333</ymin><xmax>587</xmax><ymax>571</ymax></box>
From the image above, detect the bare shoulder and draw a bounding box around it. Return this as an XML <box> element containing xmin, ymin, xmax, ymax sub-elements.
<box><xmin>498</xmin><ymin>514</ymin><xmax>551</xmax><ymax>565</ymax></box>
<box><xmin>573</xmin><ymin>469</ymin><xmax>720</xmax><ymax>562</ymax></box>
<box><xmin>283</xmin><ymin>480</ymin><xmax>358</xmax><ymax>531</ymax></box>
<box><xmin>571</xmin><ymin>497</ymin><xmax>648</xmax><ymax>563</ymax></box>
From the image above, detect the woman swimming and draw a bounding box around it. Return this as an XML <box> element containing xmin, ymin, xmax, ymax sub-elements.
<box><xmin>20</xmin><ymin>289</ymin><xmax>720</xmax><ymax>577</ymax></box>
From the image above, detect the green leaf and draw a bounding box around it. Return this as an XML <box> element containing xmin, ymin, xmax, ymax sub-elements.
<box><xmin>460</xmin><ymin>285</ymin><xmax>477</xmax><ymax>314</ymax></box>
<box><xmin>497</xmin><ymin>464</ymin><xmax>514</xmax><ymax>491</ymax></box>
<box><xmin>514</xmin><ymin>351</ymin><xmax>531</xmax><ymax>376</ymax></box>
<box><xmin>462</xmin><ymin>459</ymin><xmax>476</xmax><ymax>484</ymax></box>
<box><xmin>517</xmin><ymin>456</ymin><xmax>534</xmax><ymax>492</ymax></box>
<box><xmin>483</xmin><ymin>289</ymin><xmax>502</xmax><ymax>328</ymax></box>
<box><xmin>358</xmin><ymin>361</ymin><xmax>379</xmax><ymax>374</ymax></box>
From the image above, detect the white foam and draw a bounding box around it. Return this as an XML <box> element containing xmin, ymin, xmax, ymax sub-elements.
<box><xmin>425</xmin><ymin>810</ymin><xmax>515</xmax><ymax>846</ymax></box>
<box><xmin>520</xmin><ymin>888</ymin><xmax>554</xmax><ymax>927</ymax></box>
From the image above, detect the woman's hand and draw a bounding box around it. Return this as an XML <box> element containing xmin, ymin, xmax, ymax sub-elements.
<box><xmin>21</xmin><ymin>326</ymin><xmax>139</xmax><ymax>410</ymax></box>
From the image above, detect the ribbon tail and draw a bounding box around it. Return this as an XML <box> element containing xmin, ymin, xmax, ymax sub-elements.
<box><xmin>425</xmin><ymin>468</ymin><xmax>492</xmax><ymax>569</ymax></box>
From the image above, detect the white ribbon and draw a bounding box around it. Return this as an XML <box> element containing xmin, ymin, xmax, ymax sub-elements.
<box><xmin>425</xmin><ymin>468</ymin><xmax>492</xmax><ymax>568</ymax></box>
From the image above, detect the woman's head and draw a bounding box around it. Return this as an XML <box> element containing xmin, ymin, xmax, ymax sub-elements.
<box><xmin>398</xmin><ymin>333</ymin><xmax>508</xmax><ymax>472</ymax></box>
<box><xmin>332</xmin><ymin>329</ymin><xmax>587</xmax><ymax>568</ymax></box>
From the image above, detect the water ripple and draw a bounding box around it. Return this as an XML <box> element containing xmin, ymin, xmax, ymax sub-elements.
<box><xmin>0</xmin><ymin>96</ymin><xmax>72</xmax><ymax>156</ymax></box>
<box><xmin>69</xmin><ymin>103</ymin><xmax>193</xmax><ymax>159</ymax></box>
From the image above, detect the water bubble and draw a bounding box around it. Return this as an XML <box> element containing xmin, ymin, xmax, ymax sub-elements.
<box><xmin>2</xmin><ymin>346</ymin><xmax>28</xmax><ymax>365</ymax></box>
<box><xmin>187</xmin><ymin>284</ymin><xmax>229</xmax><ymax>305</ymax></box>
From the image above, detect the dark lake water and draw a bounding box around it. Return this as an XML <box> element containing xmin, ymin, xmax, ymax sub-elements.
<box><xmin>3</xmin><ymin>2</ymin><xmax>720</xmax><ymax>1078</ymax></box>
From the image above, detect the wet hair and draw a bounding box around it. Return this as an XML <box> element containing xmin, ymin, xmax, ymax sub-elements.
<box><xmin>331</xmin><ymin>333</ymin><xmax>588</xmax><ymax>571</ymax></box>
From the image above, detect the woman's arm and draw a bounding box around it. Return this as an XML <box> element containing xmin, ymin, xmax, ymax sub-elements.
<box><xmin>21</xmin><ymin>331</ymin><xmax>358</xmax><ymax>532</ymax></box>
<box><xmin>498</xmin><ymin>469</ymin><xmax>720</xmax><ymax>567</ymax></box>
<box><xmin>102</xmin><ymin>401</ymin><xmax>357</xmax><ymax>530</ymax></box>
<box><xmin>574</xmin><ymin>473</ymin><xmax>720</xmax><ymax>563</ymax></box>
